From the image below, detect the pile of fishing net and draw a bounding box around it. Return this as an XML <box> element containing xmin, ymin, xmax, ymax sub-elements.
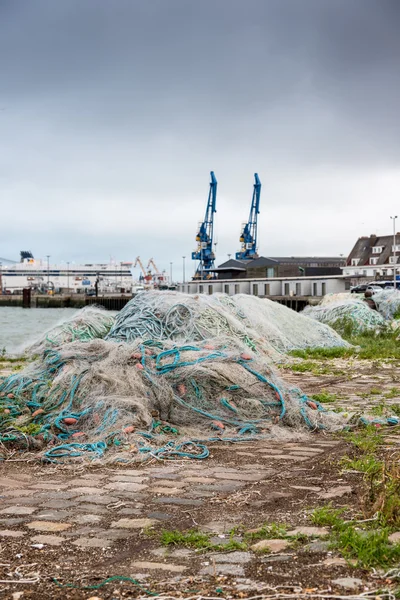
<box><xmin>303</xmin><ymin>297</ymin><xmax>386</xmax><ymax>334</ymax></box>
<box><xmin>107</xmin><ymin>291</ymin><xmax>350</xmax><ymax>356</ymax></box>
<box><xmin>27</xmin><ymin>306</ymin><xmax>115</xmax><ymax>354</ymax></box>
<box><xmin>372</xmin><ymin>289</ymin><xmax>400</xmax><ymax>320</ymax></box>
<box><xmin>0</xmin><ymin>336</ymin><xmax>346</xmax><ymax>463</ymax></box>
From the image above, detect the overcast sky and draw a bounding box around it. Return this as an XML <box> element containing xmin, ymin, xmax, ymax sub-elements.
<box><xmin>1</xmin><ymin>0</ymin><xmax>399</xmax><ymax>279</ymax></box>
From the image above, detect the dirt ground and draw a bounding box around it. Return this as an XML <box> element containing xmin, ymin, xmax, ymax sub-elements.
<box><xmin>0</xmin><ymin>357</ymin><xmax>399</xmax><ymax>599</ymax></box>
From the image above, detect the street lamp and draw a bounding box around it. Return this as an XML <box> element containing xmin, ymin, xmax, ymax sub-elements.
<box><xmin>46</xmin><ymin>255</ymin><xmax>50</xmax><ymax>287</ymax></box>
<box><xmin>227</xmin><ymin>254</ymin><xmax>231</xmax><ymax>260</ymax></box>
<box><xmin>182</xmin><ymin>256</ymin><xmax>186</xmax><ymax>285</ymax></box>
<box><xmin>67</xmin><ymin>261</ymin><xmax>70</xmax><ymax>294</ymax></box>
<box><xmin>170</xmin><ymin>262</ymin><xmax>173</xmax><ymax>284</ymax></box>
<box><xmin>391</xmin><ymin>215</ymin><xmax>398</xmax><ymax>289</ymax></box>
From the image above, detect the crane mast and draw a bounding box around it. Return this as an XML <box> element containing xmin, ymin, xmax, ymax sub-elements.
<box><xmin>192</xmin><ymin>171</ymin><xmax>217</xmax><ymax>279</ymax></box>
<box><xmin>236</xmin><ymin>173</ymin><xmax>261</xmax><ymax>260</ymax></box>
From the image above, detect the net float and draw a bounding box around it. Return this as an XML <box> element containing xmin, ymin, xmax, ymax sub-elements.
<box><xmin>135</xmin><ymin>363</ymin><xmax>144</xmax><ymax>370</ymax></box>
<box><xmin>71</xmin><ymin>431</ymin><xmax>85</xmax><ymax>438</ymax></box>
<box><xmin>131</xmin><ymin>352</ymin><xmax>142</xmax><ymax>360</ymax></box>
<box><xmin>240</xmin><ymin>353</ymin><xmax>252</xmax><ymax>361</ymax></box>
<box><xmin>306</xmin><ymin>401</ymin><xmax>318</xmax><ymax>410</ymax></box>
<box><xmin>123</xmin><ymin>425</ymin><xmax>135</xmax><ymax>434</ymax></box>
<box><xmin>63</xmin><ymin>417</ymin><xmax>78</xmax><ymax>425</ymax></box>
<box><xmin>32</xmin><ymin>408</ymin><xmax>45</xmax><ymax>417</ymax></box>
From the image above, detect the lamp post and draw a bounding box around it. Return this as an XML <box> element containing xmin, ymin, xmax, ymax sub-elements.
<box><xmin>0</xmin><ymin>262</ymin><xmax>2</xmax><ymax>295</ymax></box>
<box><xmin>227</xmin><ymin>254</ymin><xmax>231</xmax><ymax>260</ymax></box>
<box><xmin>67</xmin><ymin>261</ymin><xmax>70</xmax><ymax>294</ymax></box>
<box><xmin>46</xmin><ymin>255</ymin><xmax>50</xmax><ymax>287</ymax></box>
<box><xmin>182</xmin><ymin>256</ymin><xmax>186</xmax><ymax>285</ymax></box>
<box><xmin>170</xmin><ymin>262</ymin><xmax>173</xmax><ymax>285</ymax></box>
<box><xmin>391</xmin><ymin>215</ymin><xmax>398</xmax><ymax>289</ymax></box>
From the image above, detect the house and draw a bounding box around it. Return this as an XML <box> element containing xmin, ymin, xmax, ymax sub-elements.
<box><xmin>343</xmin><ymin>234</ymin><xmax>400</xmax><ymax>280</ymax></box>
<box><xmin>213</xmin><ymin>256</ymin><xmax>344</xmax><ymax>280</ymax></box>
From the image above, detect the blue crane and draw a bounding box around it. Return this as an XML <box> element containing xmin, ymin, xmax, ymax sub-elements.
<box><xmin>236</xmin><ymin>173</ymin><xmax>261</xmax><ymax>260</ymax></box>
<box><xmin>192</xmin><ymin>171</ymin><xmax>217</xmax><ymax>279</ymax></box>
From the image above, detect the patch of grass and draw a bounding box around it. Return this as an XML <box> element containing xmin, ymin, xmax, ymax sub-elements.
<box><xmin>244</xmin><ymin>522</ymin><xmax>288</xmax><ymax>541</ymax></box>
<box><xmin>340</xmin><ymin>454</ymin><xmax>382</xmax><ymax>476</ymax></box>
<box><xmin>160</xmin><ymin>529</ymin><xmax>247</xmax><ymax>552</ymax></box>
<box><xmin>310</xmin><ymin>505</ymin><xmax>346</xmax><ymax>528</ymax></box>
<box><xmin>370</xmin><ymin>387</ymin><xmax>382</xmax><ymax>395</ymax></box>
<box><xmin>343</xmin><ymin>426</ymin><xmax>384</xmax><ymax>454</ymax></box>
<box><xmin>311</xmin><ymin>391</ymin><xmax>338</xmax><ymax>404</ymax></box>
<box><xmin>288</xmin><ymin>362</ymin><xmax>343</xmax><ymax>375</ymax></box>
<box><xmin>389</xmin><ymin>404</ymin><xmax>400</xmax><ymax>417</ymax></box>
<box><xmin>385</xmin><ymin>387</ymin><xmax>400</xmax><ymax>399</ymax></box>
<box><xmin>289</xmin><ymin>347</ymin><xmax>354</xmax><ymax>360</ymax></box>
<box><xmin>0</xmin><ymin>356</ymin><xmax>27</xmax><ymax>364</ymax></box>
<box><xmin>333</xmin><ymin>526</ymin><xmax>400</xmax><ymax>569</ymax></box>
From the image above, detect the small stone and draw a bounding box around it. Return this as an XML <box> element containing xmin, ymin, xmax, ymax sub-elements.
<box><xmin>39</xmin><ymin>500</ymin><xmax>72</xmax><ymax>510</ymax></box>
<box><xmin>111</xmin><ymin>518</ymin><xmax>156</xmax><ymax>529</ymax></box>
<box><xmin>287</xmin><ymin>526</ymin><xmax>328</xmax><ymax>537</ymax></box>
<box><xmin>183</xmin><ymin>476</ymin><xmax>217</xmax><ymax>484</ymax></box>
<box><xmin>318</xmin><ymin>486</ymin><xmax>352</xmax><ymax>499</ymax></box>
<box><xmin>30</xmin><ymin>534</ymin><xmax>66</xmax><ymax>546</ymax></box>
<box><xmin>261</xmin><ymin>554</ymin><xmax>292</xmax><ymax>562</ymax></box>
<box><xmin>290</xmin><ymin>485</ymin><xmax>322</xmax><ymax>492</ymax></box>
<box><xmin>148</xmin><ymin>479</ymin><xmax>185</xmax><ymax>488</ymax></box>
<box><xmin>131</xmin><ymin>561</ymin><xmax>186</xmax><ymax>573</ymax></box>
<box><xmin>332</xmin><ymin>577</ymin><xmax>363</xmax><ymax>590</ymax></box>
<box><xmin>77</xmin><ymin>495</ymin><xmax>115</xmax><ymax>505</ymax></box>
<box><xmin>251</xmin><ymin>539</ymin><xmax>289</xmax><ymax>553</ymax></box>
<box><xmin>151</xmin><ymin>487</ymin><xmax>182</xmax><ymax>495</ymax></box>
<box><xmin>0</xmin><ymin>530</ymin><xmax>25</xmax><ymax>537</ymax></box>
<box><xmin>306</xmin><ymin>540</ymin><xmax>330</xmax><ymax>553</ymax></box>
<box><xmin>35</xmin><ymin>511</ymin><xmax>72</xmax><ymax>521</ymax></box>
<box><xmin>389</xmin><ymin>532</ymin><xmax>400</xmax><ymax>543</ymax></box>
<box><xmin>26</xmin><ymin>521</ymin><xmax>71</xmax><ymax>532</ymax></box>
<box><xmin>104</xmin><ymin>482</ymin><xmax>147</xmax><ymax>492</ymax></box>
<box><xmin>148</xmin><ymin>512</ymin><xmax>172</xmax><ymax>521</ymax></box>
<box><xmin>108</xmin><ymin>475</ymin><xmax>147</xmax><ymax>483</ymax></box>
<box><xmin>0</xmin><ymin>506</ymin><xmax>36</xmax><ymax>515</ymax></box>
<box><xmin>70</xmin><ymin>487</ymin><xmax>105</xmax><ymax>495</ymax></box>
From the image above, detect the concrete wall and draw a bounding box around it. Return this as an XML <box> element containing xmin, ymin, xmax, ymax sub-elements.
<box><xmin>179</xmin><ymin>276</ymin><xmax>346</xmax><ymax>297</ymax></box>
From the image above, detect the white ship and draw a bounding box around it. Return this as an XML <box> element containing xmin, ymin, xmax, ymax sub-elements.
<box><xmin>0</xmin><ymin>252</ymin><xmax>140</xmax><ymax>294</ymax></box>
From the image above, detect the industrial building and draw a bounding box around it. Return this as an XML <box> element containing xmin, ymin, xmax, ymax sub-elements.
<box><xmin>213</xmin><ymin>256</ymin><xmax>345</xmax><ymax>280</ymax></box>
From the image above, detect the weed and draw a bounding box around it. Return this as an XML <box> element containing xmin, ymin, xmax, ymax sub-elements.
<box><xmin>160</xmin><ymin>529</ymin><xmax>247</xmax><ymax>552</ymax></box>
<box><xmin>370</xmin><ymin>387</ymin><xmax>382</xmax><ymax>395</ymax></box>
<box><xmin>244</xmin><ymin>522</ymin><xmax>288</xmax><ymax>541</ymax></box>
<box><xmin>333</xmin><ymin>526</ymin><xmax>400</xmax><ymax>569</ymax></box>
<box><xmin>343</xmin><ymin>426</ymin><xmax>384</xmax><ymax>453</ymax></box>
<box><xmin>340</xmin><ymin>454</ymin><xmax>382</xmax><ymax>476</ymax></box>
<box><xmin>311</xmin><ymin>391</ymin><xmax>338</xmax><ymax>404</ymax></box>
<box><xmin>385</xmin><ymin>387</ymin><xmax>400</xmax><ymax>399</ymax></box>
<box><xmin>288</xmin><ymin>362</ymin><xmax>343</xmax><ymax>375</ymax></box>
<box><xmin>289</xmin><ymin>347</ymin><xmax>353</xmax><ymax>360</ymax></box>
<box><xmin>310</xmin><ymin>505</ymin><xmax>346</xmax><ymax>528</ymax></box>
<box><xmin>389</xmin><ymin>405</ymin><xmax>400</xmax><ymax>417</ymax></box>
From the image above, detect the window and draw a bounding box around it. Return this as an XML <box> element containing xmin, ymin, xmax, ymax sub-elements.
<box><xmin>284</xmin><ymin>283</ymin><xmax>290</xmax><ymax>295</ymax></box>
<box><xmin>199</xmin><ymin>285</ymin><xmax>204</xmax><ymax>293</ymax></box>
<box><xmin>363</xmin><ymin>270</ymin><xmax>367</xmax><ymax>276</ymax></box>
<box><xmin>392</xmin><ymin>245</ymin><xmax>400</xmax><ymax>252</ymax></box>
<box><xmin>370</xmin><ymin>257</ymin><xmax>378</xmax><ymax>265</ymax></box>
<box><xmin>252</xmin><ymin>284</ymin><xmax>258</xmax><ymax>296</ymax></box>
<box><xmin>224</xmin><ymin>284</ymin><xmax>229</xmax><ymax>294</ymax></box>
<box><xmin>372</xmin><ymin>246</ymin><xmax>383</xmax><ymax>254</ymax></box>
<box><xmin>264</xmin><ymin>283</ymin><xmax>270</xmax><ymax>295</ymax></box>
<box><xmin>313</xmin><ymin>282</ymin><xmax>318</xmax><ymax>296</ymax></box>
<box><xmin>389</xmin><ymin>256</ymin><xmax>398</xmax><ymax>264</ymax></box>
<box><xmin>295</xmin><ymin>282</ymin><xmax>301</xmax><ymax>296</ymax></box>
<box><xmin>234</xmin><ymin>284</ymin><xmax>240</xmax><ymax>294</ymax></box>
<box><xmin>266</xmin><ymin>267</ymin><xmax>274</xmax><ymax>278</ymax></box>
<box><xmin>322</xmin><ymin>282</ymin><xmax>326</xmax><ymax>296</ymax></box>
<box><xmin>351</xmin><ymin>258</ymin><xmax>360</xmax><ymax>266</ymax></box>
<box><xmin>208</xmin><ymin>285</ymin><xmax>213</xmax><ymax>295</ymax></box>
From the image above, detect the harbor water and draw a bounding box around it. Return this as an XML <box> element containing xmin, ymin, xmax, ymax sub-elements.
<box><xmin>0</xmin><ymin>307</ymin><xmax>78</xmax><ymax>355</ymax></box>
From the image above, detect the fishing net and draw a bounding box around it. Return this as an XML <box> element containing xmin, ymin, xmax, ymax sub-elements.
<box><xmin>0</xmin><ymin>337</ymin><xmax>345</xmax><ymax>463</ymax></box>
<box><xmin>371</xmin><ymin>289</ymin><xmax>400</xmax><ymax>320</ymax></box>
<box><xmin>27</xmin><ymin>306</ymin><xmax>115</xmax><ymax>354</ymax></box>
<box><xmin>106</xmin><ymin>291</ymin><xmax>350</xmax><ymax>356</ymax></box>
<box><xmin>303</xmin><ymin>298</ymin><xmax>385</xmax><ymax>334</ymax></box>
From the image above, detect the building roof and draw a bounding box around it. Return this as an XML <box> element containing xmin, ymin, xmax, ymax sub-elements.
<box><xmin>246</xmin><ymin>256</ymin><xmax>279</xmax><ymax>267</ymax></box>
<box><xmin>269</xmin><ymin>256</ymin><xmax>345</xmax><ymax>264</ymax></box>
<box><xmin>216</xmin><ymin>259</ymin><xmax>249</xmax><ymax>270</ymax></box>
<box><xmin>347</xmin><ymin>234</ymin><xmax>400</xmax><ymax>266</ymax></box>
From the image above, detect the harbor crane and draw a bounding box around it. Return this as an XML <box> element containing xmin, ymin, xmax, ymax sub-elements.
<box><xmin>134</xmin><ymin>256</ymin><xmax>152</xmax><ymax>282</ymax></box>
<box><xmin>192</xmin><ymin>171</ymin><xmax>217</xmax><ymax>279</ymax></box>
<box><xmin>236</xmin><ymin>173</ymin><xmax>262</xmax><ymax>260</ymax></box>
<box><xmin>147</xmin><ymin>258</ymin><xmax>160</xmax><ymax>274</ymax></box>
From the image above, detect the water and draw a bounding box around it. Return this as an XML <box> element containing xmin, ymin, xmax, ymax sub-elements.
<box><xmin>0</xmin><ymin>307</ymin><xmax>78</xmax><ymax>355</ymax></box>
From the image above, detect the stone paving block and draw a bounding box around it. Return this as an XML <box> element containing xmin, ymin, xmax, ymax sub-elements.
<box><xmin>0</xmin><ymin>506</ymin><xmax>36</xmax><ymax>515</ymax></box>
<box><xmin>111</xmin><ymin>518</ymin><xmax>156</xmax><ymax>529</ymax></box>
<box><xmin>8</xmin><ymin>495</ymin><xmax>47</xmax><ymax>505</ymax></box>
<box><xmin>149</xmin><ymin>473</ymin><xmax>182</xmax><ymax>481</ymax></box>
<box><xmin>117</xmin><ymin>508</ymin><xmax>142</xmax><ymax>516</ymax></box>
<box><xmin>323</xmin><ymin>557</ymin><xmax>347</xmax><ymax>566</ymax></box>
<box><xmin>154</xmin><ymin>497</ymin><xmax>203</xmax><ymax>507</ymax></box>
<box><xmin>112</xmin><ymin>469</ymin><xmax>148</xmax><ymax>476</ymax></box>
<box><xmin>151</xmin><ymin>487</ymin><xmax>182</xmax><ymax>495</ymax></box>
<box><xmin>211</xmin><ymin>551</ymin><xmax>251</xmax><ymax>563</ymax></box>
<box><xmin>147</xmin><ymin>512</ymin><xmax>172</xmax><ymax>521</ymax></box>
<box><xmin>74</xmin><ymin>504</ymin><xmax>108</xmax><ymax>514</ymax></box>
<box><xmin>332</xmin><ymin>577</ymin><xmax>363</xmax><ymax>590</ymax></box>
<box><xmin>149</xmin><ymin>479</ymin><xmax>186</xmax><ymax>488</ymax></box>
<box><xmin>216</xmin><ymin>472</ymin><xmax>265</xmax><ymax>482</ymax></box>
<box><xmin>31</xmin><ymin>534</ymin><xmax>66</xmax><ymax>546</ymax></box>
<box><xmin>108</xmin><ymin>475</ymin><xmax>148</xmax><ymax>483</ymax></box>
<box><xmin>131</xmin><ymin>561</ymin><xmax>186</xmax><ymax>573</ymax></box>
<box><xmin>0</xmin><ymin>478</ymin><xmax>27</xmax><ymax>488</ymax></box>
<box><xmin>72</xmin><ymin>537</ymin><xmax>112</xmax><ymax>548</ymax></box>
<box><xmin>287</xmin><ymin>526</ymin><xmax>328</xmax><ymax>537</ymax></box>
<box><xmin>290</xmin><ymin>485</ymin><xmax>322</xmax><ymax>492</ymax></box>
<box><xmin>77</xmin><ymin>495</ymin><xmax>115</xmax><ymax>505</ymax></box>
<box><xmin>318</xmin><ymin>486</ymin><xmax>352</xmax><ymax>499</ymax></box>
<box><xmin>30</xmin><ymin>483</ymin><xmax>68</xmax><ymax>490</ymax></box>
<box><xmin>0</xmin><ymin>529</ymin><xmax>25</xmax><ymax>537</ymax></box>
<box><xmin>183</xmin><ymin>476</ymin><xmax>217</xmax><ymax>484</ymax></box>
<box><xmin>389</xmin><ymin>532</ymin><xmax>400</xmax><ymax>543</ymax></box>
<box><xmin>151</xmin><ymin>547</ymin><xmax>192</xmax><ymax>558</ymax></box>
<box><xmin>105</xmin><ymin>482</ymin><xmax>148</xmax><ymax>492</ymax></box>
<box><xmin>200</xmin><ymin>564</ymin><xmax>245</xmax><ymax>576</ymax></box>
<box><xmin>69</xmin><ymin>487</ymin><xmax>105</xmax><ymax>495</ymax></box>
<box><xmin>201</xmin><ymin>521</ymin><xmax>238</xmax><ymax>534</ymax></box>
<box><xmin>0</xmin><ymin>518</ymin><xmax>25</xmax><ymax>526</ymax></box>
<box><xmin>251</xmin><ymin>539</ymin><xmax>290</xmax><ymax>553</ymax></box>
<box><xmin>257</xmin><ymin>454</ymin><xmax>308</xmax><ymax>461</ymax></box>
<box><xmin>42</xmin><ymin>491</ymin><xmax>79</xmax><ymax>500</ymax></box>
<box><xmin>306</xmin><ymin>540</ymin><xmax>330</xmax><ymax>553</ymax></box>
<box><xmin>39</xmin><ymin>500</ymin><xmax>73</xmax><ymax>510</ymax></box>
<box><xmin>0</xmin><ymin>489</ymin><xmax>34</xmax><ymax>498</ymax></box>
<box><xmin>27</xmin><ymin>520</ymin><xmax>72</xmax><ymax>532</ymax></box>
<box><xmin>72</xmin><ymin>514</ymin><xmax>103</xmax><ymax>525</ymax></box>
<box><xmin>184</xmin><ymin>490</ymin><xmax>216</xmax><ymax>498</ymax></box>
<box><xmin>195</xmin><ymin>483</ymin><xmax>243</xmax><ymax>493</ymax></box>
<box><xmin>35</xmin><ymin>511</ymin><xmax>72</xmax><ymax>521</ymax></box>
